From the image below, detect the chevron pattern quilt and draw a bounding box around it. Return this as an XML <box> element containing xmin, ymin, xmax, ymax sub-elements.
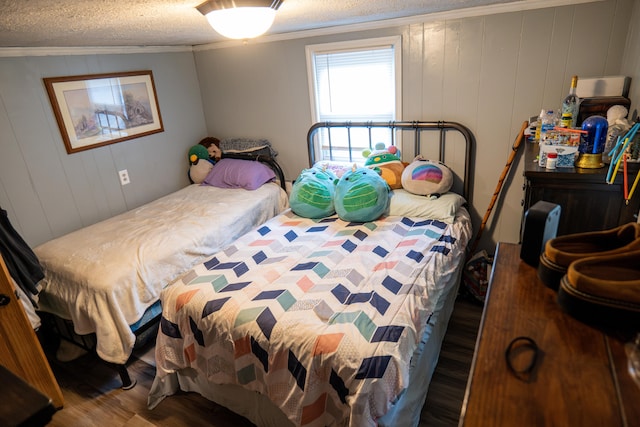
<box><xmin>153</xmin><ymin>209</ymin><xmax>471</xmax><ymax>426</ymax></box>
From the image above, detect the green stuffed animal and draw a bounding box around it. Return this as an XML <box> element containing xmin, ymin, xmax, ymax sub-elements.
<box><xmin>290</xmin><ymin>165</ymin><xmax>338</xmax><ymax>218</ymax></box>
<box><xmin>188</xmin><ymin>144</ymin><xmax>214</xmax><ymax>184</ymax></box>
<box><xmin>362</xmin><ymin>143</ymin><xmax>405</xmax><ymax>189</ymax></box>
<box><xmin>334</xmin><ymin>165</ymin><xmax>390</xmax><ymax>222</ymax></box>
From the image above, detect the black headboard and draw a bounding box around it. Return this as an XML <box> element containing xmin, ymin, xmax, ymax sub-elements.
<box><xmin>306</xmin><ymin>121</ymin><xmax>475</xmax><ymax>202</ymax></box>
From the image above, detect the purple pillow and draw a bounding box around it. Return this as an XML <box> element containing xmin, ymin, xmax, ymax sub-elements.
<box><xmin>201</xmin><ymin>158</ymin><xmax>276</xmax><ymax>190</ymax></box>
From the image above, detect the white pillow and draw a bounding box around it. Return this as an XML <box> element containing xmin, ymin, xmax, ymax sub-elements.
<box><xmin>388</xmin><ymin>189</ymin><xmax>466</xmax><ymax>223</ymax></box>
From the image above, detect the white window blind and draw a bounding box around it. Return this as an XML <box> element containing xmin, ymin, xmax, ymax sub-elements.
<box><xmin>306</xmin><ymin>37</ymin><xmax>401</xmax><ymax>163</ymax></box>
<box><xmin>314</xmin><ymin>48</ymin><xmax>395</xmax><ymax>122</ymax></box>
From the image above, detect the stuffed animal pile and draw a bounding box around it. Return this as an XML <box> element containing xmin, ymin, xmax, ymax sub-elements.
<box><xmin>361</xmin><ymin>144</ymin><xmax>453</xmax><ymax>197</ymax></box>
<box><xmin>290</xmin><ymin>146</ymin><xmax>455</xmax><ymax>222</ymax></box>
<box><xmin>290</xmin><ymin>164</ymin><xmax>390</xmax><ymax>223</ymax></box>
<box><xmin>187</xmin><ymin>137</ymin><xmax>222</xmax><ymax>184</ymax></box>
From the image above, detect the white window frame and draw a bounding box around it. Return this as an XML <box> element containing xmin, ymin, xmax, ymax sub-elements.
<box><xmin>305</xmin><ymin>36</ymin><xmax>402</xmax><ymax>164</ymax></box>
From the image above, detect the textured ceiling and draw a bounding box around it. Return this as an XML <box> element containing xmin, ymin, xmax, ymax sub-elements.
<box><xmin>0</xmin><ymin>0</ymin><xmax>532</xmax><ymax>48</ymax></box>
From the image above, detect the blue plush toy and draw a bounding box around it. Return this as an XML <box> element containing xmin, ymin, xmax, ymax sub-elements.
<box><xmin>290</xmin><ymin>166</ymin><xmax>338</xmax><ymax>218</ymax></box>
<box><xmin>334</xmin><ymin>166</ymin><xmax>390</xmax><ymax>222</ymax></box>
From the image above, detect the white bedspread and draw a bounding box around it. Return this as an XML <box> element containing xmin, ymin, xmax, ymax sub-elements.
<box><xmin>34</xmin><ymin>183</ymin><xmax>288</xmax><ymax>364</ymax></box>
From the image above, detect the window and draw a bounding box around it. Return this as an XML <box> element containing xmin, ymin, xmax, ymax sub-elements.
<box><xmin>306</xmin><ymin>36</ymin><xmax>402</xmax><ymax>163</ymax></box>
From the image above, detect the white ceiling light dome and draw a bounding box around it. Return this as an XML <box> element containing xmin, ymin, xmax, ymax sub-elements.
<box><xmin>197</xmin><ymin>0</ymin><xmax>283</xmax><ymax>40</ymax></box>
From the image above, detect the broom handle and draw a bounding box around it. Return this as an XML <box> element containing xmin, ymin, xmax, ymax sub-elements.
<box><xmin>469</xmin><ymin>121</ymin><xmax>529</xmax><ymax>255</ymax></box>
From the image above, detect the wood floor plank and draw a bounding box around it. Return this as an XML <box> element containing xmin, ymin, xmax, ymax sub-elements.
<box><xmin>44</xmin><ymin>296</ymin><xmax>482</xmax><ymax>426</ymax></box>
<box><xmin>421</xmin><ymin>297</ymin><xmax>484</xmax><ymax>426</ymax></box>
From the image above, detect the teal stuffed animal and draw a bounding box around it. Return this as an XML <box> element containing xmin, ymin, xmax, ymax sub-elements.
<box><xmin>335</xmin><ymin>166</ymin><xmax>390</xmax><ymax>222</ymax></box>
<box><xmin>290</xmin><ymin>166</ymin><xmax>338</xmax><ymax>218</ymax></box>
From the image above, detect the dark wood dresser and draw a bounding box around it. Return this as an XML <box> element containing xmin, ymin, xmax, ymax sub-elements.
<box><xmin>459</xmin><ymin>242</ymin><xmax>640</xmax><ymax>427</ymax></box>
<box><xmin>522</xmin><ymin>142</ymin><xmax>640</xmax><ymax>236</ymax></box>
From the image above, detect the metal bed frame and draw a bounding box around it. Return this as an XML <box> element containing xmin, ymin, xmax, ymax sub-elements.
<box><xmin>307</xmin><ymin>120</ymin><xmax>475</xmax><ymax>201</ymax></box>
<box><xmin>145</xmin><ymin>120</ymin><xmax>478</xmax><ymax>426</ymax></box>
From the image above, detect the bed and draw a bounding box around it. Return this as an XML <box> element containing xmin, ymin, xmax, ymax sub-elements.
<box><xmin>34</xmin><ymin>151</ymin><xmax>289</xmax><ymax>388</ymax></box>
<box><xmin>147</xmin><ymin>121</ymin><xmax>475</xmax><ymax>426</ymax></box>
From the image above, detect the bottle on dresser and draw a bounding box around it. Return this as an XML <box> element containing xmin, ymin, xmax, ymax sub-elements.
<box><xmin>537</xmin><ymin>109</ymin><xmax>560</xmax><ymax>168</ymax></box>
<box><xmin>538</xmin><ymin>109</ymin><xmax>558</xmax><ymax>144</ymax></box>
<box><xmin>561</xmin><ymin>75</ymin><xmax>580</xmax><ymax>128</ymax></box>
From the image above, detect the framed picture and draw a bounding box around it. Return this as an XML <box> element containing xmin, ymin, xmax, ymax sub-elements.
<box><xmin>43</xmin><ymin>70</ymin><xmax>163</xmax><ymax>154</ymax></box>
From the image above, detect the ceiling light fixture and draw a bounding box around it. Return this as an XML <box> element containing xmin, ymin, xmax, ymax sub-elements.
<box><xmin>197</xmin><ymin>0</ymin><xmax>283</xmax><ymax>40</ymax></box>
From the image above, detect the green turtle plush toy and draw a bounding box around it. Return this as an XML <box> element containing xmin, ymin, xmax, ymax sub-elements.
<box><xmin>362</xmin><ymin>143</ymin><xmax>405</xmax><ymax>189</ymax></box>
<box><xmin>335</xmin><ymin>165</ymin><xmax>390</xmax><ymax>222</ymax></box>
<box><xmin>290</xmin><ymin>165</ymin><xmax>338</xmax><ymax>218</ymax></box>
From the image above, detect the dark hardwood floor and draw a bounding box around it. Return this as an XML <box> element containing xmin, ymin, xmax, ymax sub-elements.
<box><xmin>420</xmin><ymin>295</ymin><xmax>483</xmax><ymax>426</ymax></box>
<box><xmin>44</xmin><ymin>295</ymin><xmax>483</xmax><ymax>427</ymax></box>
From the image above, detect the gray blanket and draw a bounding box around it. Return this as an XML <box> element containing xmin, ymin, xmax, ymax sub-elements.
<box><xmin>220</xmin><ymin>138</ymin><xmax>278</xmax><ymax>158</ymax></box>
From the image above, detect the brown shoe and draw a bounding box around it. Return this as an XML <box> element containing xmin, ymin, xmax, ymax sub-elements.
<box><xmin>557</xmin><ymin>250</ymin><xmax>640</xmax><ymax>329</ymax></box>
<box><xmin>537</xmin><ymin>222</ymin><xmax>640</xmax><ymax>290</ymax></box>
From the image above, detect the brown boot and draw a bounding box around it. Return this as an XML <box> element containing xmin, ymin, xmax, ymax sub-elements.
<box><xmin>557</xmin><ymin>250</ymin><xmax>640</xmax><ymax>329</ymax></box>
<box><xmin>537</xmin><ymin>222</ymin><xmax>640</xmax><ymax>290</ymax></box>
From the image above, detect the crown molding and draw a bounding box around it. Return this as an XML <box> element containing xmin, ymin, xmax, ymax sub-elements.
<box><xmin>0</xmin><ymin>45</ymin><xmax>193</xmax><ymax>58</ymax></box>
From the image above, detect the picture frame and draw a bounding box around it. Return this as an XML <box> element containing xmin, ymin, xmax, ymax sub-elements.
<box><xmin>43</xmin><ymin>70</ymin><xmax>163</xmax><ymax>154</ymax></box>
